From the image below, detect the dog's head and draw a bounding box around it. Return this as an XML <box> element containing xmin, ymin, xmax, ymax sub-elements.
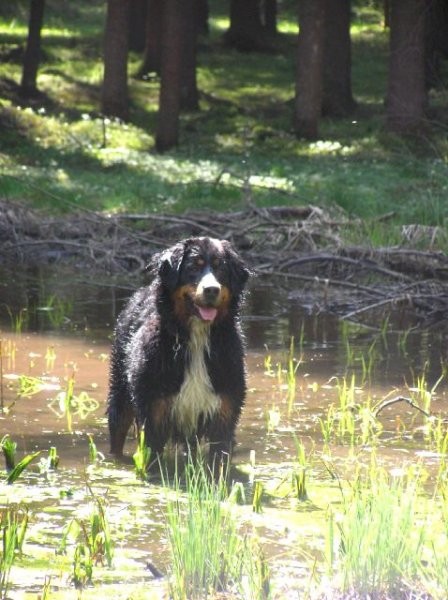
<box><xmin>152</xmin><ymin>237</ymin><xmax>250</xmax><ymax>324</ymax></box>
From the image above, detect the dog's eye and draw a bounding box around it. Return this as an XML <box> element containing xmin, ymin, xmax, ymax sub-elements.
<box><xmin>194</xmin><ymin>257</ymin><xmax>205</xmax><ymax>268</ymax></box>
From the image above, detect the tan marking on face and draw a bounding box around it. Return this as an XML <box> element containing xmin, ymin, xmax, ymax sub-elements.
<box><xmin>172</xmin><ymin>284</ymin><xmax>195</xmax><ymax>323</ymax></box>
<box><xmin>216</xmin><ymin>285</ymin><xmax>231</xmax><ymax>318</ymax></box>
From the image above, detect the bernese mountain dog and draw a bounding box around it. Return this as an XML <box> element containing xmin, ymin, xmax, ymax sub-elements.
<box><xmin>107</xmin><ymin>236</ymin><xmax>250</xmax><ymax>473</ymax></box>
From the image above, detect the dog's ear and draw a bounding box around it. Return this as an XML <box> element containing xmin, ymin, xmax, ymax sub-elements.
<box><xmin>148</xmin><ymin>242</ymin><xmax>186</xmax><ymax>290</ymax></box>
<box><xmin>223</xmin><ymin>241</ymin><xmax>251</xmax><ymax>296</ymax></box>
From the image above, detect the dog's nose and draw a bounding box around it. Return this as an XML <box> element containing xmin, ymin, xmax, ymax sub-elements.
<box><xmin>203</xmin><ymin>285</ymin><xmax>220</xmax><ymax>303</ymax></box>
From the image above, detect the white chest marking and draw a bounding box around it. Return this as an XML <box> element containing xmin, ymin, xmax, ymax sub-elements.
<box><xmin>172</xmin><ymin>319</ymin><xmax>221</xmax><ymax>435</ymax></box>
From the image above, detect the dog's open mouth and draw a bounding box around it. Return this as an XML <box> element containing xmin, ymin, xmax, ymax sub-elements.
<box><xmin>195</xmin><ymin>304</ymin><xmax>218</xmax><ymax>322</ymax></box>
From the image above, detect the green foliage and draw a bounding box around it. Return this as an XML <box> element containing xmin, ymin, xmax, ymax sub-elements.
<box><xmin>0</xmin><ymin>435</ymin><xmax>17</xmax><ymax>471</ymax></box>
<box><xmin>164</xmin><ymin>457</ymin><xmax>270</xmax><ymax>599</ymax></box>
<box><xmin>132</xmin><ymin>429</ymin><xmax>152</xmax><ymax>481</ymax></box>
<box><xmin>0</xmin><ymin>505</ymin><xmax>29</xmax><ymax>597</ymax></box>
<box><xmin>60</xmin><ymin>484</ymin><xmax>114</xmax><ymax>589</ymax></box>
<box><xmin>6</xmin><ymin>450</ymin><xmax>41</xmax><ymax>484</ymax></box>
<box><xmin>327</xmin><ymin>460</ymin><xmax>426</xmax><ymax>597</ymax></box>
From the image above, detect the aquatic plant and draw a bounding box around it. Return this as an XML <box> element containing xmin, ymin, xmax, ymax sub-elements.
<box><xmin>60</xmin><ymin>485</ymin><xmax>114</xmax><ymax>588</ymax></box>
<box><xmin>266</xmin><ymin>405</ymin><xmax>281</xmax><ymax>433</ymax></box>
<box><xmin>291</xmin><ymin>436</ymin><xmax>310</xmax><ymax>502</ymax></box>
<box><xmin>252</xmin><ymin>480</ymin><xmax>264</xmax><ymax>513</ymax></box>
<box><xmin>326</xmin><ymin>459</ymin><xmax>426</xmax><ymax>597</ymax></box>
<box><xmin>335</xmin><ymin>375</ymin><xmax>357</xmax><ymax>444</ymax></box>
<box><xmin>164</xmin><ymin>457</ymin><xmax>269</xmax><ymax>599</ymax></box>
<box><xmin>39</xmin><ymin>446</ymin><xmax>60</xmax><ymax>474</ymax></box>
<box><xmin>48</xmin><ymin>374</ymin><xmax>99</xmax><ymax>432</ymax></box>
<box><xmin>419</xmin><ymin>480</ymin><xmax>448</xmax><ymax>599</ymax></box>
<box><xmin>0</xmin><ymin>435</ymin><xmax>17</xmax><ymax>471</ymax></box>
<box><xmin>133</xmin><ymin>429</ymin><xmax>152</xmax><ymax>480</ymax></box>
<box><xmin>38</xmin><ymin>294</ymin><xmax>73</xmax><ymax>329</ymax></box>
<box><xmin>4</xmin><ymin>306</ymin><xmax>28</xmax><ymax>334</ymax></box>
<box><xmin>88</xmin><ymin>434</ymin><xmax>104</xmax><ymax>464</ymax></box>
<box><xmin>17</xmin><ymin>374</ymin><xmax>59</xmax><ymax>398</ymax></box>
<box><xmin>286</xmin><ymin>337</ymin><xmax>301</xmax><ymax>416</ymax></box>
<box><xmin>0</xmin><ymin>505</ymin><xmax>29</xmax><ymax>598</ymax></box>
<box><xmin>44</xmin><ymin>345</ymin><xmax>57</xmax><ymax>371</ymax></box>
<box><xmin>6</xmin><ymin>450</ymin><xmax>41</xmax><ymax>484</ymax></box>
<box><xmin>408</xmin><ymin>367</ymin><xmax>444</xmax><ymax>419</ymax></box>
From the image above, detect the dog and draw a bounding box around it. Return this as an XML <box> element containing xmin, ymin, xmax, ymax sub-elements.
<box><xmin>107</xmin><ymin>236</ymin><xmax>250</xmax><ymax>473</ymax></box>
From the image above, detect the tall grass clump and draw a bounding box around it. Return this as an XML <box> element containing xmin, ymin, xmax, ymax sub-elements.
<box><xmin>0</xmin><ymin>505</ymin><xmax>29</xmax><ymax>598</ymax></box>
<box><xmin>326</xmin><ymin>460</ymin><xmax>426</xmax><ymax>597</ymax></box>
<box><xmin>419</xmin><ymin>482</ymin><xmax>448</xmax><ymax>599</ymax></box>
<box><xmin>164</xmin><ymin>457</ymin><xmax>270</xmax><ymax>599</ymax></box>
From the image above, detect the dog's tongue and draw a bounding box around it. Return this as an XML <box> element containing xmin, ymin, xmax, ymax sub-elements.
<box><xmin>197</xmin><ymin>306</ymin><xmax>218</xmax><ymax>321</ymax></box>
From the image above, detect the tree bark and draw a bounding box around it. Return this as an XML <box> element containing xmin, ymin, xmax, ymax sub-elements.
<box><xmin>225</xmin><ymin>0</ymin><xmax>268</xmax><ymax>52</ymax></box>
<box><xmin>155</xmin><ymin>0</ymin><xmax>186</xmax><ymax>152</ymax></box>
<box><xmin>128</xmin><ymin>0</ymin><xmax>147</xmax><ymax>52</ymax></box>
<box><xmin>180</xmin><ymin>3</ymin><xmax>199</xmax><ymax>110</ymax></box>
<box><xmin>424</xmin><ymin>0</ymin><xmax>448</xmax><ymax>89</ymax></box>
<box><xmin>196</xmin><ymin>0</ymin><xmax>209</xmax><ymax>35</ymax></box>
<box><xmin>264</xmin><ymin>0</ymin><xmax>277</xmax><ymax>35</ymax></box>
<box><xmin>386</xmin><ymin>0</ymin><xmax>427</xmax><ymax>134</ymax></box>
<box><xmin>20</xmin><ymin>0</ymin><xmax>46</xmax><ymax>96</ymax></box>
<box><xmin>322</xmin><ymin>0</ymin><xmax>356</xmax><ymax>117</ymax></box>
<box><xmin>139</xmin><ymin>0</ymin><xmax>163</xmax><ymax>77</ymax></box>
<box><xmin>293</xmin><ymin>0</ymin><xmax>326</xmax><ymax>140</ymax></box>
<box><xmin>102</xmin><ymin>0</ymin><xmax>131</xmax><ymax>120</ymax></box>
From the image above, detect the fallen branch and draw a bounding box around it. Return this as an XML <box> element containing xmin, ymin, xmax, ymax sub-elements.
<box><xmin>374</xmin><ymin>396</ymin><xmax>431</xmax><ymax>419</ymax></box>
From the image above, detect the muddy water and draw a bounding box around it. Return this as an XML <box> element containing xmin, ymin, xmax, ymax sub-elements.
<box><xmin>1</xmin><ymin>267</ymin><xmax>448</xmax><ymax>598</ymax></box>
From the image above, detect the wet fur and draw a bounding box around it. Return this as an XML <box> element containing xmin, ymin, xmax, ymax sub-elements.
<box><xmin>107</xmin><ymin>237</ymin><xmax>250</xmax><ymax>469</ymax></box>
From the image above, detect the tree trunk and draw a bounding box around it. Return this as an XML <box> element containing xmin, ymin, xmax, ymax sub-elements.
<box><xmin>196</xmin><ymin>0</ymin><xmax>209</xmax><ymax>35</ymax></box>
<box><xmin>293</xmin><ymin>0</ymin><xmax>326</xmax><ymax>140</ymax></box>
<box><xmin>386</xmin><ymin>0</ymin><xmax>427</xmax><ymax>134</ymax></box>
<box><xmin>180</xmin><ymin>3</ymin><xmax>199</xmax><ymax>110</ymax></box>
<box><xmin>322</xmin><ymin>0</ymin><xmax>356</xmax><ymax>117</ymax></box>
<box><xmin>425</xmin><ymin>0</ymin><xmax>448</xmax><ymax>89</ymax></box>
<box><xmin>225</xmin><ymin>0</ymin><xmax>268</xmax><ymax>52</ymax></box>
<box><xmin>20</xmin><ymin>0</ymin><xmax>45</xmax><ymax>97</ymax></box>
<box><xmin>128</xmin><ymin>0</ymin><xmax>147</xmax><ymax>52</ymax></box>
<box><xmin>384</xmin><ymin>0</ymin><xmax>390</xmax><ymax>28</ymax></box>
<box><xmin>264</xmin><ymin>0</ymin><xmax>277</xmax><ymax>35</ymax></box>
<box><xmin>102</xmin><ymin>0</ymin><xmax>131</xmax><ymax>120</ymax></box>
<box><xmin>155</xmin><ymin>0</ymin><xmax>186</xmax><ymax>152</ymax></box>
<box><xmin>139</xmin><ymin>0</ymin><xmax>163</xmax><ymax>77</ymax></box>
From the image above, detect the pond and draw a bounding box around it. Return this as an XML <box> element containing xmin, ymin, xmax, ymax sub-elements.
<box><xmin>1</xmin><ymin>265</ymin><xmax>448</xmax><ymax>599</ymax></box>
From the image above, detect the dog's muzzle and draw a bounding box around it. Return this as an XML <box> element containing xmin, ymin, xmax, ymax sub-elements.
<box><xmin>195</xmin><ymin>272</ymin><xmax>221</xmax><ymax>321</ymax></box>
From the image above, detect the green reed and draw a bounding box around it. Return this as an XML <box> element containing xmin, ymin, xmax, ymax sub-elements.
<box><xmin>252</xmin><ymin>480</ymin><xmax>264</xmax><ymax>513</ymax></box>
<box><xmin>60</xmin><ymin>484</ymin><xmax>114</xmax><ymax>588</ymax></box>
<box><xmin>326</xmin><ymin>458</ymin><xmax>425</xmax><ymax>597</ymax></box>
<box><xmin>286</xmin><ymin>337</ymin><xmax>301</xmax><ymax>416</ymax></box>
<box><xmin>1</xmin><ymin>435</ymin><xmax>17</xmax><ymax>471</ymax></box>
<box><xmin>0</xmin><ymin>505</ymin><xmax>29</xmax><ymax>598</ymax></box>
<box><xmin>38</xmin><ymin>294</ymin><xmax>73</xmax><ymax>329</ymax></box>
<box><xmin>4</xmin><ymin>446</ymin><xmax>41</xmax><ymax>484</ymax></box>
<box><xmin>409</xmin><ymin>367</ymin><xmax>444</xmax><ymax>419</ymax></box>
<box><xmin>4</xmin><ymin>306</ymin><xmax>28</xmax><ymax>334</ymax></box>
<box><xmin>133</xmin><ymin>429</ymin><xmax>152</xmax><ymax>480</ymax></box>
<box><xmin>163</xmin><ymin>456</ymin><xmax>269</xmax><ymax>599</ymax></box>
<box><xmin>291</xmin><ymin>436</ymin><xmax>310</xmax><ymax>502</ymax></box>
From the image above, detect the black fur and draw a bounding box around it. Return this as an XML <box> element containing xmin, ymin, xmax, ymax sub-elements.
<box><xmin>107</xmin><ymin>237</ymin><xmax>250</xmax><ymax>470</ymax></box>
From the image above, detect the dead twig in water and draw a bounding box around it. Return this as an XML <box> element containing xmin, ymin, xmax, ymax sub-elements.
<box><xmin>374</xmin><ymin>396</ymin><xmax>431</xmax><ymax>419</ymax></box>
